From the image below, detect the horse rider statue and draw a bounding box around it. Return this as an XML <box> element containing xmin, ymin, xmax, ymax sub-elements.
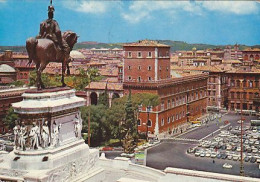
<box><xmin>36</xmin><ymin>4</ymin><xmax>69</xmax><ymax>61</ymax></box>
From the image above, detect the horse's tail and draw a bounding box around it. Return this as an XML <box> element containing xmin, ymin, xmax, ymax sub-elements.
<box><xmin>26</xmin><ymin>37</ymin><xmax>38</xmax><ymax>66</ymax></box>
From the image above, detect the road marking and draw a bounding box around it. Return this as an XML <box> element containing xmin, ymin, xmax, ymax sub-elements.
<box><xmin>198</xmin><ymin>123</ymin><xmax>230</xmax><ymax>142</ymax></box>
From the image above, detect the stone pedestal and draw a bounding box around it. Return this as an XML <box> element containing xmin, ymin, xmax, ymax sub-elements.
<box><xmin>0</xmin><ymin>88</ymin><xmax>104</xmax><ymax>182</ymax></box>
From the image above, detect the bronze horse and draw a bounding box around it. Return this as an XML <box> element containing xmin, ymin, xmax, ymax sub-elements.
<box><xmin>26</xmin><ymin>31</ymin><xmax>78</xmax><ymax>89</ymax></box>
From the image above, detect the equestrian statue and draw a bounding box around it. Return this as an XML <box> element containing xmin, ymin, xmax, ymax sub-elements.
<box><xmin>26</xmin><ymin>1</ymin><xmax>78</xmax><ymax>89</ymax></box>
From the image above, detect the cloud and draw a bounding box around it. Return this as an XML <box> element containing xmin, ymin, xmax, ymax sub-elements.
<box><xmin>0</xmin><ymin>0</ymin><xmax>6</xmax><ymax>3</ymax></box>
<box><xmin>121</xmin><ymin>1</ymin><xmax>202</xmax><ymax>24</ymax></box>
<box><xmin>200</xmin><ymin>1</ymin><xmax>259</xmax><ymax>15</ymax></box>
<box><xmin>63</xmin><ymin>0</ymin><xmax>119</xmax><ymax>14</ymax></box>
<box><xmin>122</xmin><ymin>1</ymin><xmax>260</xmax><ymax>24</ymax></box>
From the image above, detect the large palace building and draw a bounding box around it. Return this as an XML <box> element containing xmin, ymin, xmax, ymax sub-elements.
<box><xmin>122</xmin><ymin>40</ymin><xmax>208</xmax><ymax>137</ymax></box>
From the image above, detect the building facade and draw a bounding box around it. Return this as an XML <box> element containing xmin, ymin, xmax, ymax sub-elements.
<box><xmin>123</xmin><ymin>40</ymin><xmax>208</xmax><ymax>136</ymax></box>
<box><xmin>227</xmin><ymin>65</ymin><xmax>260</xmax><ymax>112</ymax></box>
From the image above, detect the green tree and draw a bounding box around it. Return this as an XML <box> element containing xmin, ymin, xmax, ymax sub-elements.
<box><xmin>98</xmin><ymin>83</ymin><xmax>109</xmax><ymax>107</ymax></box>
<box><xmin>73</xmin><ymin>67</ymin><xmax>102</xmax><ymax>91</ymax></box>
<box><xmin>29</xmin><ymin>71</ymin><xmax>61</xmax><ymax>87</ymax></box>
<box><xmin>3</xmin><ymin>107</ymin><xmax>18</xmax><ymax>130</ymax></box>
<box><xmin>9</xmin><ymin>80</ymin><xmax>26</xmax><ymax>87</ymax></box>
<box><xmin>122</xmin><ymin>91</ymin><xmax>137</xmax><ymax>153</ymax></box>
<box><xmin>80</xmin><ymin>105</ymin><xmax>111</xmax><ymax>147</ymax></box>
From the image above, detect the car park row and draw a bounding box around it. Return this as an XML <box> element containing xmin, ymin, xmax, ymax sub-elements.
<box><xmin>187</xmin><ymin>125</ymin><xmax>260</xmax><ymax>165</ymax></box>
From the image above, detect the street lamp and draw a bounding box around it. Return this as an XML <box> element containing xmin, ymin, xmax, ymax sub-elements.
<box><xmin>146</xmin><ymin>106</ymin><xmax>152</xmax><ymax>142</ymax></box>
<box><xmin>137</xmin><ymin>105</ymin><xmax>142</xmax><ymax>134</ymax></box>
<box><xmin>239</xmin><ymin>79</ymin><xmax>244</xmax><ymax>176</ymax></box>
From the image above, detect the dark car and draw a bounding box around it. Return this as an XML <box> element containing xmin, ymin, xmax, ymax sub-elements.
<box><xmin>221</xmin><ymin>145</ymin><xmax>227</xmax><ymax>150</ymax></box>
<box><xmin>250</xmin><ymin>157</ymin><xmax>256</xmax><ymax>163</ymax></box>
<box><xmin>221</xmin><ymin>153</ymin><xmax>228</xmax><ymax>159</ymax></box>
<box><xmin>216</xmin><ymin>153</ymin><xmax>222</xmax><ymax>159</ymax></box>
<box><xmin>231</xmin><ymin>146</ymin><xmax>237</xmax><ymax>151</ymax></box>
<box><xmin>187</xmin><ymin>147</ymin><xmax>195</xmax><ymax>154</ymax></box>
<box><xmin>244</xmin><ymin>156</ymin><xmax>250</xmax><ymax>162</ymax></box>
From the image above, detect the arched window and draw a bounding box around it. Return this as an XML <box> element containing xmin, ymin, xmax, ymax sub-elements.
<box><xmin>147</xmin><ymin>120</ymin><xmax>152</xmax><ymax>127</ymax></box>
<box><xmin>137</xmin><ymin>119</ymin><xmax>141</xmax><ymax>126</ymax></box>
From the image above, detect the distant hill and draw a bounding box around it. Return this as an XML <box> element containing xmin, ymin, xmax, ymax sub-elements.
<box><xmin>1</xmin><ymin>40</ymin><xmax>259</xmax><ymax>53</ymax></box>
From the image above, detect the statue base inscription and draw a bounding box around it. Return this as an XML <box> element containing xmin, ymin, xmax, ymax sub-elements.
<box><xmin>0</xmin><ymin>88</ymin><xmax>104</xmax><ymax>182</ymax></box>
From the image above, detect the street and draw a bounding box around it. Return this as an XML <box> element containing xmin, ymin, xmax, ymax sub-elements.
<box><xmin>146</xmin><ymin>113</ymin><xmax>260</xmax><ymax>178</ymax></box>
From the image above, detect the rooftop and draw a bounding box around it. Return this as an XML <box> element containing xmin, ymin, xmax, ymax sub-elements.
<box><xmin>86</xmin><ymin>81</ymin><xmax>123</xmax><ymax>91</ymax></box>
<box><xmin>0</xmin><ymin>64</ymin><xmax>16</xmax><ymax>73</ymax></box>
<box><xmin>123</xmin><ymin>40</ymin><xmax>170</xmax><ymax>47</ymax></box>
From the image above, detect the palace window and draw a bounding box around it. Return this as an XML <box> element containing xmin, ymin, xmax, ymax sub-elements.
<box><xmin>148</xmin><ymin>120</ymin><xmax>152</xmax><ymax>127</ymax></box>
<box><xmin>161</xmin><ymin>119</ymin><xmax>164</xmax><ymax>126</ymax></box>
<box><xmin>128</xmin><ymin>76</ymin><xmax>132</xmax><ymax>80</ymax></box>
<box><xmin>138</xmin><ymin>76</ymin><xmax>141</xmax><ymax>82</ymax></box>
<box><xmin>148</xmin><ymin>66</ymin><xmax>152</xmax><ymax>71</ymax></box>
<box><xmin>168</xmin><ymin>117</ymin><xmax>171</xmax><ymax>123</ymax></box>
<box><xmin>128</xmin><ymin>52</ymin><xmax>132</xmax><ymax>58</ymax></box>
<box><xmin>128</xmin><ymin>65</ymin><xmax>131</xmax><ymax>70</ymax></box>
<box><xmin>138</xmin><ymin>52</ymin><xmax>142</xmax><ymax>58</ymax></box>
<box><xmin>148</xmin><ymin>52</ymin><xmax>152</xmax><ymax>58</ymax></box>
<box><xmin>148</xmin><ymin>77</ymin><xmax>152</xmax><ymax>81</ymax></box>
<box><xmin>138</xmin><ymin>65</ymin><xmax>141</xmax><ymax>70</ymax></box>
<box><xmin>137</xmin><ymin>119</ymin><xmax>141</xmax><ymax>126</ymax></box>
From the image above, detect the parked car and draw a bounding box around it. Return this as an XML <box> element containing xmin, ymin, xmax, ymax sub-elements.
<box><xmin>233</xmin><ymin>155</ymin><xmax>239</xmax><ymax>161</ymax></box>
<box><xmin>221</xmin><ymin>153</ymin><xmax>228</xmax><ymax>159</ymax></box>
<box><xmin>211</xmin><ymin>152</ymin><xmax>217</xmax><ymax>158</ymax></box>
<box><xmin>101</xmin><ymin>146</ymin><xmax>114</xmax><ymax>151</ymax></box>
<box><xmin>231</xmin><ymin>146</ymin><xmax>237</xmax><ymax>151</ymax></box>
<box><xmin>227</xmin><ymin>155</ymin><xmax>232</xmax><ymax>160</ymax></box>
<box><xmin>250</xmin><ymin>157</ymin><xmax>257</xmax><ymax>163</ymax></box>
<box><xmin>200</xmin><ymin>152</ymin><xmax>205</xmax><ymax>157</ymax></box>
<box><xmin>223</xmin><ymin>163</ymin><xmax>232</xmax><ymax>169</ymax></box>
<box><xmin>244</xmin><ymin>156</ymin><xmax>250</xmax><ymax>162</ymax></box>
<box><xmin>216</xmin><ymin>153</ymin><xmax>222</xmax><ymax>159</ymax></box>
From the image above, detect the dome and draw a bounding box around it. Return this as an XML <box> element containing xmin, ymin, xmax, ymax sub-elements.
<box><xmin>192</xmin><ymin>47</ymin><xmax>197</xmax><ymax>51</ymax></box>
<box><xmin>0</xmin><ymin>64</ymin><xmax>16</xmax><ymax>73</ymax></box>
<box><xmin>70</xmin><ymin>50</ymin><xmax>85</xmax><ymax>59</ymax></box>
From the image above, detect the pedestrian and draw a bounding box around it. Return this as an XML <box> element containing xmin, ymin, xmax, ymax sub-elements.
<box><xmin>213</xmin><ymin>160</ymin><xmax>215</xmax><ymax>164</ymax></box>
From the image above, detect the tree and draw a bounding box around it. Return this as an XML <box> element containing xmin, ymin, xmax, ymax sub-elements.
<box><xmin>98</xmin><ymin>82</ymin><xmax>109</xmax><ymax>107</ymax></box>
<box><xmin>73</xmin><ymin>67</ymin><xmax>103</xmax><ymax>91</ymax></box>
<box><xmin>9</xmin><ymin>80</ymin><xmax>26</xmax><ymax>87</ymax></box>
<box><xmin>29</xmin><ymin>71</ymin><xmax>61</xmax><ymax>87</ymax></box>
<box><xmin>80</xmin><ymin>104</ymin><xmax>111</xmax><ymax>147</ymax></box>
<box><xmin>122</xmin><ymin>91</ymin><xmax>137</xmax><ymax>153</ymax></box>
<box><xmin>3</xmin><ymin>107</ymin><xmax>18</xmax><ymax>131</ymax></box>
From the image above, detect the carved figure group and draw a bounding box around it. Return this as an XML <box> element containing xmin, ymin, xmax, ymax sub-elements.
<box><xmin>13</xmin><ymin>119</ymin><xmax>61</xmax><ymax>151</ymax></box>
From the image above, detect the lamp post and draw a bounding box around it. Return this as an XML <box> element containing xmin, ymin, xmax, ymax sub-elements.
<box><xmin>146</xmin><ymin>106</ymin><xmax>152</xmax><ymax>142</ymax></box>
<box><xmin>137</xmin><ymin>105</ymin><xmax>142</xmax><ymax>134</ymax></box>
<box><xmin>239</xmin><ymin>79</ymin><xmax>244</xmax><ymax>176</ymax></box>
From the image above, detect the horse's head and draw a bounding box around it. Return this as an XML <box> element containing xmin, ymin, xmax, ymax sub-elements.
<box><xmin>62</xmin><ymin>31</ymin><xmax>78</xmax><ymax>51</ymax></box>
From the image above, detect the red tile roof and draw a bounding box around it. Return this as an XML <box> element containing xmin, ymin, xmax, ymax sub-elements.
<box><xmin>86</xmin><ymin>81</ymin><xmax>123</xmax><ymax>91</ymax></box>
<box><xmin>123</xmin><ymin>40</ymin><xmax>170</xmax><ymax>47</ymax></box>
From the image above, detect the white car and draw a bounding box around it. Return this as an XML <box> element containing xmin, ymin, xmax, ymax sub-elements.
<box><xmin>200</xmin><ymin>152</ymin><xmax>205</xmax><ymax>157</ymax></box>
<box><xmin>211</xmin><ymin>152</ymin><xmax>217</xmax><ymax>158</ymax></box>
<box><xmin>237</xmin><ymin>120</ymin><xmax>243</xmax><ymax>124</ymax></box>
<box><xmin>223</xmin><ymin>163</ymin><xmax>232</xmax><ymax>169</ymax></box>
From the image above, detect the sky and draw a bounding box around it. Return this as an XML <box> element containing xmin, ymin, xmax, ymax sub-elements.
<box><xmin>0</xmin><ymin>0</ymin><xmax>260</xmax><ymax>46</ymax></box>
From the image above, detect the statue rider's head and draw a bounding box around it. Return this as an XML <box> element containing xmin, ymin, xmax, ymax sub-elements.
<box><xmin>48</xmin><ymin>5</ymin><xmax>55</xmax><ymax>19</ymax></box>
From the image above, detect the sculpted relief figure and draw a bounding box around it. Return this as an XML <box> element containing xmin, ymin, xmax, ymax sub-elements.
<box><xmin>29</xmin><ymin>122</ymin><xmax>40</xmax><ymax>149</ymax></box>
<box><xmin>42</xmin><ymin>120</ymin><xmax>50</xmax><ymax>148</ymax></box>
<box><xmin>18</xmin><ymin>122</ymin><xmax>27</xmax><ymax>151</ymax></box>
<box><xmin>13</xmin><ymin>120</ymin><xmax>20</xmax><ymax>148</ymax></box>
<box><xmin>74</xmin><ymin>114</ymin><xmax>82</xmax><ymax>138</ymax></box>
<box><xmin>51</xmin><ymin>121</ymin><xmax>61</xmax><ymax>147</ymax></box>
